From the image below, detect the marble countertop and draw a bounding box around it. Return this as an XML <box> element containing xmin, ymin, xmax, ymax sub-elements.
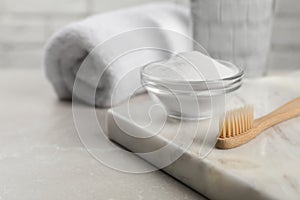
<box><xmin>0</xmin><ymin>69</ymin><xmax>207</xmax><ymax>200</ymax></box>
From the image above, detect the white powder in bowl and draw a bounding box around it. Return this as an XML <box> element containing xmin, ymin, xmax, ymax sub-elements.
<box><xmin>144</xmin><ymin>51</ymin><xmax>237</xmax><ymax>81</ymax></box>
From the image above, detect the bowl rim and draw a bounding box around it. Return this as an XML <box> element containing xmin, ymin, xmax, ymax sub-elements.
<box><xmin>141</xmin><ymin>59</ymin><xmax>244</xmax><ymax>86</ymax></box>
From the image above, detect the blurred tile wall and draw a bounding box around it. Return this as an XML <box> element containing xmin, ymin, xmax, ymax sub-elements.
<box><xmin>0</xmin><ymin>0</ymin><xmax>299</xmax><ymax>70</ymax></box>
<box><xmin>0</xmin><ymin>0</ymin><xmax>186</xmax><ymax>68</ymax></box>
<box><xmin>269</xmin><ymin>0</ymin><xmax>300</xmax><ymax>70</ymax></box>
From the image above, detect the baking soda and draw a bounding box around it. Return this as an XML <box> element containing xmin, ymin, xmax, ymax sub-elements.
<box><xmin>144</xmin><ymin>51</ymin><xmax>237</xmax><ymax>81</ymax></box>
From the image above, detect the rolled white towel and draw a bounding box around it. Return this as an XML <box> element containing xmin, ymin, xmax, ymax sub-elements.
<box><xmin>44</xmin><ymin>2</ymin><xmax>192</xmax><ymax>107</ymax></box>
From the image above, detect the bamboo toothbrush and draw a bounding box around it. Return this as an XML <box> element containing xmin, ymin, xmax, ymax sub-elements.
<box><xmin>216</xmin><ymin>97</ymin><xmax>300</xmax><ymax>149</ymax></box>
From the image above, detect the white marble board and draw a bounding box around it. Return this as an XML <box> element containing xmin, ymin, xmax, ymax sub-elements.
<box><xmin>107</xmin><ymin>71</ymin><xmax>300</xmax><ymax>200</ymax></box>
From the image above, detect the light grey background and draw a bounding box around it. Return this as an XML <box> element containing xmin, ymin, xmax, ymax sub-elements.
<box><xmin>0</xmin><ymin>0</ymin><xmax>299</xmax><ymax>70</ymax></box>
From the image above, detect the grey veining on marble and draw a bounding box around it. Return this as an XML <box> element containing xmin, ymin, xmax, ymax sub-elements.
<box><xmin>0</xmin><ymin>69</ymin><xmax>206</xmax><ymax>200</ymax></box>
<box><xmin>107</xmin><ymin>70</ymin><xmax>300</xmax><ymax>200</ymax></box>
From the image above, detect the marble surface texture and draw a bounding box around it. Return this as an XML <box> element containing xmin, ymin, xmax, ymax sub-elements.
<box><xmin>0</xmin><ymin>69</ymin><xmax>207</xmax><ymax>200</ymax></box>
<box><xmin>107</xmin><ymin>70</ymin><xmax>300</xmax><ymax>200</ymax></box>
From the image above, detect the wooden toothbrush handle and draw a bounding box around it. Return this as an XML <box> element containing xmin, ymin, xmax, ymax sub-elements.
<box><xmin>254</xmin><ymin>97</ymin><xmax>300</xmax><ymax>132</ymax></box>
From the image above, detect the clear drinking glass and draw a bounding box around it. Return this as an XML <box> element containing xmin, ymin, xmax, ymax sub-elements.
<box><xmin>191</xmin><ymin>0</ymin><xmax>275</xmax><ymax>77</ymax></box>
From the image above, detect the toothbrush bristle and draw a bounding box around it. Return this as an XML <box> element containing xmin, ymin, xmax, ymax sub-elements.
<box><xmin>219</xmin><ymin>106</ymin><xmax>254</xmax><ymax>138</ymax></box>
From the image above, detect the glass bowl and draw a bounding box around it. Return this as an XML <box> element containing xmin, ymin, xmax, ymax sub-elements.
<box><xmin>141</xmin><ymin>59</ymin><xmax>244</xmax><ymax>120</ymax></box>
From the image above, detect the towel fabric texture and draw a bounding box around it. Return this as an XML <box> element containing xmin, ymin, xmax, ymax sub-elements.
<box><xmin>45</xmin><ymin>2</ymin><xmax>192</xmax><ymax>107</ymax></box>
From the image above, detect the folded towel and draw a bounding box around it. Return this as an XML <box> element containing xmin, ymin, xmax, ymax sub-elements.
<box><xmin>45</xmin><ymin>2</ymin><xmax>192</xmax><ymax>107</ymax></box>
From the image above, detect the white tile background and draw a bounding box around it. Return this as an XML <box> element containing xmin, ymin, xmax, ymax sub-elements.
<box><xmin>0</xmin><ymin>0</ymin><xmax>299</xmax><ymax>70</ymax></box>
<box><xmin>270</xmin><ymin>0</ymin><xmax>300</xmax><ymax>70</ymax></box>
